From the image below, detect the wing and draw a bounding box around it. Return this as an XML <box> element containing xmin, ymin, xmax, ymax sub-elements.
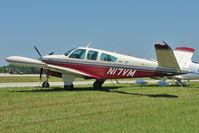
<box><xmin>45</xmin><ymin>64</ymin><xmax>99</xmax><ymax>78</ymax></box>
<box><xmin>6</xmin><ymin>56</ymin><xmax>45</xmax><ymax>67</ymax></box>
<box><xmin>6</xmin><ymin>56</ymin><xmax>93</xmax><ymax>78</ymax></box>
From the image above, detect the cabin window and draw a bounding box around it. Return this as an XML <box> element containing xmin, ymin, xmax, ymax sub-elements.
<box><xmin>69</xmin><ymin>49</ymin><xmax>86</xmax><ymax>59</ymax></box>
<box><xmin>100</xmin><ymin>53</ymin><xmax>117</xmax><ymax>62</ymax></box>
<box><xmin>87</xmin><ymin>50</ymin><xmax>98</xmax><ymax>60</ymax></box>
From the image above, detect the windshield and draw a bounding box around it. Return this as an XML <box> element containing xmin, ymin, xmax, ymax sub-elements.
<box><xmin>69</xmin><ymin>49</ymin><xmax>86</xmax><ymax>59</ymax></box>
<box><xmin>64</xmin><ymin>48</ymin><xmax>76</xmax><ymax>56</ymax></box>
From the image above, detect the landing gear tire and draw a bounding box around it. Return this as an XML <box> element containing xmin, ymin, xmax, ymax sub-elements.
<box><xmin>64</xmin><ymin>84</ymin><xmax>74</xmax><ymax>90</ymax></box>
<box><xmin>93</xmin><ymin>81</ymin><xmax>102</xmax><ymax>89</ymax></box>
<box><xmin>42</xmin><ymin>81</ymin><xmax>49</xmax><ymax>88</ymax></box>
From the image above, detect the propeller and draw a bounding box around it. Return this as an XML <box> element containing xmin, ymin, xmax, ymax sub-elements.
<box><xmin>34</xmin><ymin>45</ymin><xmax>42</xmax><ymax>58</ymax></box>
<box><xmin>34</xmin><ymin>45</ymin><xmax>44</xmax><ymax>80</ymax></box>
<box><xmin>34</xmin><ymin>45</ymin><xmax>54</xmax><ymax>81</ymax></box>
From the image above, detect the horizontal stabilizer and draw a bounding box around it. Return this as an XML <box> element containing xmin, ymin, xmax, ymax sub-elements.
<box><xmin>155</xmin><ymin>41</ymin><xmax>181</xmax><ymax>72</ymax></box>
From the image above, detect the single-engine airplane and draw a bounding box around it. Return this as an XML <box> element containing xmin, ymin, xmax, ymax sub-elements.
<box><xmin>6</xmin><ymin>41</ymin><xmax>192</xmax><ymax>89</ymax></box>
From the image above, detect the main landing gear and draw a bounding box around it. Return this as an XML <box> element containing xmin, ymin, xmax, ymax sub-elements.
<box><xmin>62</xmin><ymin>74</ymin><xmax>75</xmax><ymax>90</ymax></box>
<box><xmin>93</xmin><ymin>79</ymin><xmax>106</xmax><ymax>89</ymax></box>
<box><xmin>64</xmin><ymin>84</ymin><xmax>74</xmax><ymax>89</ymax></box>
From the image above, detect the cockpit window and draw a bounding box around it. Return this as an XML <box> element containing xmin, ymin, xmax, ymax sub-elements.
<box><xmin>87</xmin><ymin>50</ymin><xmax>98</xmax><ymax>60</ymax></box>
<box><xmin>100</xmin><ymin>53</ymin><xmax>117</xmax><ymax>62</ymax></box>
<box><xmin>69</xmin><ymin>49</ymin><xmax>86</xmax><ymax>59</ymax></box>
<box><xmin>64</xmin><ymin>48</ymin><xmax>76</xmax><ymax>56</ymax></box>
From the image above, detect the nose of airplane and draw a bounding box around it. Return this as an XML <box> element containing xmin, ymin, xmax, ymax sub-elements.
<box><xmin>41</xmin><ymin>55</ymin><xmax>51</xmax><ymax>60</ymax></box>
<box><xmin>41</xmin><ymin>55</ymin><xmax>54</xmax><ymax>62</ymax></box>
<box><xmin>41</xmin><ymin>55</ymin><xmax>66</xmax><ymax>62</ymax></box>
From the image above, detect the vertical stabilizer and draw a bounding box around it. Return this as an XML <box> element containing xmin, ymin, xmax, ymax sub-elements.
<box><xmin>155</xmin><ymin>41</ymin><xmax>181</xmax><ymax>72</ymax></box>
<box><xmin>174</xmin><ymin>47</ymin><xmax>195</xmax><ymax>71</ymax></box>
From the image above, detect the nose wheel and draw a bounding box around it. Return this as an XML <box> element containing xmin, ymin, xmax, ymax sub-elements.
<box><xmin>42</xmin><ymin>81</ymin><xmax>49</xmax><ymax>88</ymax></box>
<box><xmin>42</xmin><ymin>75</ymin><xmax>50</xmax><ymax>88</ymax></box>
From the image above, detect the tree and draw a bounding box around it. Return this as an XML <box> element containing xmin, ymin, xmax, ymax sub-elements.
<box><xmin>0</xmin><ymin>64</ymin><xmax>40</xmax><ymax>74</ymax></box>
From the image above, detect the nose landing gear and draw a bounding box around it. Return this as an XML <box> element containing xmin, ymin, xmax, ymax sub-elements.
<box><xmin>42</xmin><ymin>81</ymin><xmax>49</xmax><ymax>88</ymax></box>
<box><xmin>42</xmin><ymin>75</ymin><xmax>50</xmax><ymax>88</ymax></box>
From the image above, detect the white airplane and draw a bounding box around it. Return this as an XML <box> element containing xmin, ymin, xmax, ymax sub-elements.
<box><xmin>136</xmin><ymin>46</ymin><xmax>198</xmax><ymax>86</ymax></box>
<box><xmin>6</xmin><ymin>41</ymin><xmax>191</xmax><ymax>89</ymax></box>
<box><xmin>174</xmin><ymin>61</ymin><xmax>199</xmax><ymax>86</ymax></box>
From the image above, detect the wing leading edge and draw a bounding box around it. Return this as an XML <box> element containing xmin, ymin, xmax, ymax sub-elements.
<box><xmin>6</xmin><ymin>56</ymin><xmax>93</xmax><ymax>78</ymax></box>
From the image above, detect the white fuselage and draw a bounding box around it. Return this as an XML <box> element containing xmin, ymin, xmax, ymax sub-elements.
<box><xmin>175</xmin><ymin>62</ymin><xmax>199</xmax><ymax>80</ymax></box>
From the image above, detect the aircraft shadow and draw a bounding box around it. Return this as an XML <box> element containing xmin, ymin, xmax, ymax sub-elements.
<box><xmin>14</xmin><ymin>86</ymin><xmax>178</xmax><ymax>98</ymax></box>
<box><xmin>110</xmin><ymin>90</ymin><xmax>178</xmax><ymax>98</ymax></box>
<box><xmin>14</xmin><ymin>86</ymin><xmax>120</xmax><ymax>92</ymax></box>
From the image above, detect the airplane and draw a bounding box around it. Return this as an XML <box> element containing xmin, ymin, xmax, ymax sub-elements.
<box><xmin>6</xmin><ymin>41</ymin><xmax>192</xmax><ymax>89</ymax></box>
<box><xmin>174</xmin><ymin>61</ymin><xmax>199</xmax><ymax>86</ymax></box>
<box><xmin>136</xmin><ymin>46</ymin><xmax>198</xmax><ymax>86</ymax></box>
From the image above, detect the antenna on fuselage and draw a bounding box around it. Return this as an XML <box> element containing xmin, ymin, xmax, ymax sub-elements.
<box><xmin>85</xmin><ymin>41</ymin><xmax>92</xmax><ymax>48</ymax></box>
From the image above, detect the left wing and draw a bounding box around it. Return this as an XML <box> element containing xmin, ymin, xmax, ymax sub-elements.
<box><xmin>6</xmin><ymin>56</ymin><xmax>94</xmax><ymax>78</ymax></box>
<box><xmin>6</xmin><ymin>56</ymin><xmax>46</xmax><ymax>67</ymax></box>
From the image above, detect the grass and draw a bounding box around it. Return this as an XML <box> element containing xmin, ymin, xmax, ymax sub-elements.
<box><xmin>0</xmin><ymin>76</ymin><xmax>86</xmax><ymax>83</ymax></box>
<box><xmin>0</xmin><ymin>76</ymin><xmax>142</xmax><ymax>83</ymax></box>
<box><xmin>0</xmin><ymin>82</ymin><xmax>199</xmax><ymax>133</ymax></box>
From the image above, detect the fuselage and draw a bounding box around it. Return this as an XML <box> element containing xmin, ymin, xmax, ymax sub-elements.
<box><xmin>175</xmin><ymin>62</ymin><xmax>199</xmax><ymax>80</ymax></box>
<box><xmin>41</xmin><ymin>47</ymin><xmax>179</xmax><ymax>79</ymax></box>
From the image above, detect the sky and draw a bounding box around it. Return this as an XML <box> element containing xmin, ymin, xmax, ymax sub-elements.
<box><xmin>1</xmin><ymin>0</ymin><xmax>199</xmax><ymax>66</ymax></box>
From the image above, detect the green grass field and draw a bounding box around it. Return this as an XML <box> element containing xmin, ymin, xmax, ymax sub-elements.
<box><xmin>0</xmin><ymin>82</ymin><xmax>199</xmax><ymax>133</ymax></box>
<box><xmin>0</xmin><ymin>76</ymin><xmax>140</xmax><ymax>83</ymax></box>
<box><xmin>0</xmin><ymin>76</ymin><xmax>80</xmax><ymax>83</ymax></box>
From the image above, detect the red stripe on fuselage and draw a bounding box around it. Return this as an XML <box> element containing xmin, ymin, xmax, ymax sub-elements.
<box><xmin>44</xmin><ymin>61</ymin><xmax>167</xmax><ymax>79</ymax></box>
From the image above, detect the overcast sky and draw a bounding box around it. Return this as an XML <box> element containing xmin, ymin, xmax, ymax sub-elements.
<box><xmin>1</xmin><ymin>0</ymin><xmax>199</xmax><ymax>66</ymax></box>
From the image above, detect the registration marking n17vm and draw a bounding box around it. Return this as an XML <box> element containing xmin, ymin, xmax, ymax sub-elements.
<box><xmin>106</xmin><ymin>68</ymin><xmax>136</xmax><ymax>77</ymax></box>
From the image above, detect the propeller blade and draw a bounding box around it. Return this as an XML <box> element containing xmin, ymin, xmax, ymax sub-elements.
<box><xmin>34</xmin><ymin>45</ymin><xmax>42</xmax><ymax>57</ymax></box>
<box><xmin>48</xmin><ymin>52</ymin><xmax>54</xmax><ymax>55</ymax></box>
<box><xmin>40</xmin><ymin>68</ymin><xmax>43</xmax><ymax>80</ymax></box>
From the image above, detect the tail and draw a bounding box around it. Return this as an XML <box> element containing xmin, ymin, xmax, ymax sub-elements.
<box><xmin>154</xmin><ymin>41</ymin><xmax>194</xmax><ymax>73</ymax></box>
<box><xmin>155</xmin><ymin>41</ymin><xmax>181</xmax><ymax>72</ymax></box>
<box><xmin>174</xmin><ymin>47</ymin><xmax>195</xmax><ymax>71</ymax></box>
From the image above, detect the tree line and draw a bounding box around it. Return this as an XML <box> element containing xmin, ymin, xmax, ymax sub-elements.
<box><xmin>0</xmin><ymin>64</ymin><xmax>40</xmax><ymax>74</ymax></box>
